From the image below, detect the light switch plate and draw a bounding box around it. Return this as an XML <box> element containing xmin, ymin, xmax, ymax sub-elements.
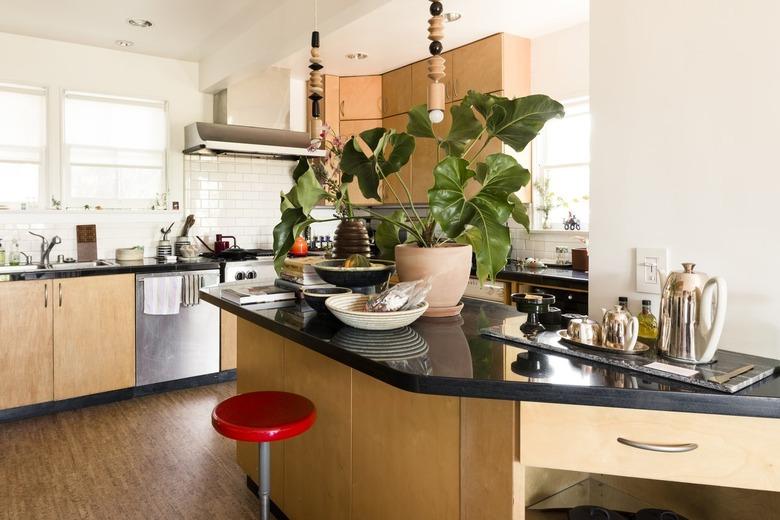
<box><xmin>635</xmin><ymin>247</ymin><xmax>668</xmax><ymax>294</ymax></box>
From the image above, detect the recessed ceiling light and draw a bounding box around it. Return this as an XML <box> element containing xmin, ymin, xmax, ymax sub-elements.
<box><xmin>115</xmin><ymin>40</ymin><xmax>134</xmax><ymax>47</ymax></box>
<box><xmin>346</xmin><ymin>52</ymin><xmax>369</xmax><ymax>60</ymax></box>
<box><xmin>128</xmin><ymin>18</ymin><xmax>153</xmax><ymax>28</ymax></box>
<box><xmin>444</xmin><ymin>12</ymin><xmax>462</xmax><ymax>22</ymax></box>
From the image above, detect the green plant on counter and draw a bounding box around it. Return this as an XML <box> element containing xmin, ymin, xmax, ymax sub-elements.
<box><xmin>273</xmin><ymin>91</ymin><xmax>564</xmax><ymax>282</ymax></box>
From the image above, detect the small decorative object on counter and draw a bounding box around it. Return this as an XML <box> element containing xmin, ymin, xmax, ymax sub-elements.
<box><xmin>571</xmin><ymin>247</ymin><xmax>588</xmax><ymax>272</ymax></box>
<box><xmin>333</xmin><ymin>219</ymin><xmax>371</xmax><ymax>259</ymax></box>
<box><xmin>50</xmin><ymin>196</ymin><xmax>62</xmax><ymax>210</ymax></box>
<box><xmin>512</xmin><ymin>293</ymin><xmax>556</xmax><ymax>338</ymax></box>
<box><xmin>638</xmin><ymin>299</ymin><xmax>658</xmax><ymax>346</ymax></box>
<box><xmin>325</xmin><ymin>293</ymin><xmax>428</xmax><ymax>331</ymax></box>
<box><xmin>365</xmin><ymin>279</ymin><xmax>432</xmax><ymax>313</ymax></box>
<box><xmin>563</xmin><ymin>211</ymin><xmax>581</xmax><ymax>230</ymax></box>
<box><xmin>567</xmin><ymin>318</ymin><xmax>603</xmax><ymax>344</ymax></box>
<box><xmin>618</xmin><ymin>296</ymin><xmax>629</xmax><ymax>312</ymax></box>
<box><xmin>658</xmin><ymin>262</ymin><xmax>727</xmax><ymax>364</ymax></box>
<box><xmin>601</xmin><ymin>305</ymin><xmax>639</xmax><ymax>351</ymax></box>
<box><xmin>291</xmin><ymin>236</ymin><xmax>309</xmax><ymax>257</ymax></box>
<box><xmin>312</xmin><ymin>258</ymin><xmax>396</xmax><ymax>294</ymax></box>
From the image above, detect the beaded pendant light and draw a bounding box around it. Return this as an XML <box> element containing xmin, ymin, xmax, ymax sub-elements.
<box><xmin>427</xmin><ymin>0</ymin><xmax>446</xmax><ymax>123</ymax></box>
<box><xmin>308</xmin><ymin>0</ymin><xmax>324</xmax><ymax>139</ymax></box>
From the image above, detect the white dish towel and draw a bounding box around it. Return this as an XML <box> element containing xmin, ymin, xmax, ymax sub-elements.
<box><xmin>143</xmin><ymin>276</ymin><xmax>183</xmax><ymax>315</ymax></box>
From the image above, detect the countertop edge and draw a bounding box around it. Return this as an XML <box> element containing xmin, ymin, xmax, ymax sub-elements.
<box><xmin>202</xmin><ymin>292</ymin><xmax>780</xmax><ymax>419</ymax></box>
<box><xmin>0</xmin><ymin>260</ymin><xmax>223</xmax><ymax>281</ymax></box>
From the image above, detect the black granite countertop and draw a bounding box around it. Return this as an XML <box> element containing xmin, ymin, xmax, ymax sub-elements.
<box><xmin>201</xmin><ymin>287</ymin><xmax>780</xmax><ymax>419</ymax></box>
<box><xmin>0</xmin><ymin>257</ymin><xmax>222</xmax><ymax>282</ymax></box>
<box><xmin>492</xmin><ymin>263</ymin><xmax>589</xmax><ymax>289</ymax></box>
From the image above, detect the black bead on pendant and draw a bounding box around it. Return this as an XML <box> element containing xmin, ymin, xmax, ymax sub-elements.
<box><xmin>430</xmin><ymin>1</ymin><xmax>443</xmax><ymax>16</ymax></box>
<box><xmin>429</xmin><ymin>40</ymin><xmax>443</xmax><ymax>55</ymax></box>
<box><xmin>311</xmin><ymin>30</ymin><xmax>320</xmax><ymax>48</ymax></box>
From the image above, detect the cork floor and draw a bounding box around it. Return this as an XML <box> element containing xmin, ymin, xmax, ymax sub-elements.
<box><xmin>0</xmin><ymin>382</ymin><xmax>276</xmax><ymax>520</ymax></box>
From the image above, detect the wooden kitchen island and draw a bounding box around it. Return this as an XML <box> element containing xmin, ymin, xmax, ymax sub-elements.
<box><xmin>201</xmin><ymin>287</ymin><xmax>780</xmax><ymax>520</ymax></box>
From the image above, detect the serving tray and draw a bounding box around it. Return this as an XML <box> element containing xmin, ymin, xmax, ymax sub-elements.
<box><xmin>557</xmin><ymin>331</ymin><xmax>651</xmax><ymax>355</ymax></box>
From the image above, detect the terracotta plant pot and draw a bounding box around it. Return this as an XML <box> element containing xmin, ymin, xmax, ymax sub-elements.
<box><xmin>394</xmin><ymin>243</ymin><xmax>472</xmax><ymax>317</ymax></box>
<box><xmin>333</xmin><ymin>219</ymin><xmax>371</xmax><ymax>259</ymax></box>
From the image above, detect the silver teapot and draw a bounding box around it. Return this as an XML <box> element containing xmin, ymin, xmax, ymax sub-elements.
<box><xmin>658</xmin><ymin>263</ymin><xmax>727</xmax><ymax>364</ymax></box>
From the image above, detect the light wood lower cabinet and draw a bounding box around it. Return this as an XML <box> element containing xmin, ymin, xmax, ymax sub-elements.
<box><xmin>53</xmin><ymin>274</ymin><xmax>135</xmax><ymax>400</ymax></box>
<box><xmin>220</xmin><ymin>309</ymin><xmax>237</xmax><ymax>371</ymax></box>
<box><xmin>0</xmin><ymin>280</ymin><xmax>53</xmax><ymax>409</ymax></box>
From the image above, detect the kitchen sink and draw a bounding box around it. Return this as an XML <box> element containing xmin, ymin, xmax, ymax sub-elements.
<box><xmin>0</xmin><ymin>265</ymin><xmax>41</xmax><ymax>274</ymax></box>
<box><xmin>51</xmin><ymin>260</ymin><xmax>118</xmax><ymax>269</ymax></box>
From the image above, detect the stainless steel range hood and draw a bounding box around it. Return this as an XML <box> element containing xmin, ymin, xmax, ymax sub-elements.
<box><xmin>183</xmin><ymin>122</ymin><xmax>325</xmax><ymax>159</ymax></box>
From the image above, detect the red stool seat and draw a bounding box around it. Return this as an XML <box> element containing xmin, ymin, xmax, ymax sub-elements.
<box><xmin>212</xmin><ymin>391</ymin><xmax>316</xmax><ymax>443</ymax></box>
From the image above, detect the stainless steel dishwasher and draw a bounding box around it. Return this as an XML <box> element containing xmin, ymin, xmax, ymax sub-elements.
<box><xmin>135</xmin><ymin>269</ymin><xmax>220</xmax><ymax>385</ymax></box>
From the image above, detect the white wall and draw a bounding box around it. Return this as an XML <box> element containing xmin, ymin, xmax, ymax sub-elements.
<box><xmin>0</xmin><ymin>31</ymin><xmax>211</xmax><ymax>258</ymax></box>
<box><xmin>531</xmin><ymin>22</ymin><xmax>589</xmax><ymax>101</ymax></box>
<box><xmin>590</xmin><ymin>1</ymin><xmax>780</xmax><ymax>357</ymax></box>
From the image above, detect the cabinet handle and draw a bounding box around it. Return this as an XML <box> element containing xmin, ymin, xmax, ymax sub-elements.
<box><xmin>44</xmin><ymin>284</ymin><xmax>48</xmax><ymax>308</ymax></box>
<box><xmin>454</xmin><ymin>79</ymin><xmax>460</xmax><ymax>99</ymax></box>
<box><xmin>340</xmin><ymin>100</ymin><xmax>345</xmax><ymax>117</ymax></box>
<box><xmin>58</xmin><ymin>282</ymin><xmax>62</xmax><ymax>307</ymax></box>
<box><xmin>617</xmin><ymin>437</ymin><xmax>698</xmax><ymax>453</ymax></box>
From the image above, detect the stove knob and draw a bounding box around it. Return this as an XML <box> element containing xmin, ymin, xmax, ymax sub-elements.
<box><xmin>247</xmin><ymin>270</ymin><xmax>257</xmax><ymax>279</ymax></box>
<box><xmin>235</xmin><ymin>272</ymin><xmax>245</xmax><ymax>281</ymax></box>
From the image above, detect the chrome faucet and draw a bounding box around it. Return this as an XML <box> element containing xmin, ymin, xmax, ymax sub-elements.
<box><xmin>29</xmin><ymin>232</ymin><xmax>62</xmax><ymax>268</ymax></box>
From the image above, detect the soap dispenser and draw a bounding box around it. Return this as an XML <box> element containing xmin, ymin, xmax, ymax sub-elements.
<box><xmin>0</xmin><ymin>239</ymin><xmax>5</xmax><ymax>265</ymax></box>
<box><xmin>9</xmin><ymin>240</ymin><xmax>20</xmax><ymax>266</ymax></box>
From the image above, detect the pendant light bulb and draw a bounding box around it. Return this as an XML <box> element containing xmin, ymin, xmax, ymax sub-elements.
<box><xmin>429</xmin><ymin>109</ymin><xmax>445</xmax><ymax>124</ymax></box>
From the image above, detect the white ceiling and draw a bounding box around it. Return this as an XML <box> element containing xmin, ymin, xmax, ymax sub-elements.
<box><xmin>276</xmin><ymin>0</ymin><xmax>589</xmax><ymax>77</ymax></box>
<box><xmin>0</xmin><ymin>0</ymin><xmax>588</xmax><ymax>86</ymax></box>
<box><xmin>0</xmin><ymin>0</ymin><xmax>276</xmax><ymax>61</ymax></box>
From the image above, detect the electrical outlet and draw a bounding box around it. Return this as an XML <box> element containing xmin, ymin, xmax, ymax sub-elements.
<box><xmin>636</xmin><ymin>248</ymin><xmax>668</xmax><ymax>294</ymax></box>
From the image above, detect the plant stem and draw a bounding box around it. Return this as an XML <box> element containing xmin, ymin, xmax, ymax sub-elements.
<box><xmin>467</xmin><ymin>136</ymin><xmax>493</xmax><ymax>168</ymax></box>
<box><xmin>461</xmin><ymin>128</ymin><xmax>487</xmax><ymax>160</ymax></box>
<box><xmin>360</xmin><ymin>208</ymin><xmax>428</xmax><ymax>245</ymax></box>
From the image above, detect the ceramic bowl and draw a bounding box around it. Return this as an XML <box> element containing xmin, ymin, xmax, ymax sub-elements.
<box><xmin>313</xmin><ymin>259</ymin><xmax>395</xmax><ymax>289</ymax></box>
<box><xmin>302</xmin><ymin>287</ymin><xmax>352</xmax><ymax>315</ymax></box>
<box><xmin>325</xmin><ymin>294</ymin><xmax>428</xmax><ymax>331</ymax></box>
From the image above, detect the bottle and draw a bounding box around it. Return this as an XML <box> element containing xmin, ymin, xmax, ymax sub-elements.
<box><xmin>617</xmin><ymin>296</ymin><xmax>632</xmax><ymax>318</ymax></box>
<box><xmin>0</xmin><ymin>239</ymin><xmax>5</xmax><ymax>265</ymax></box>
<box><xmin>9</xmin><ymin>240</ymin><xmax>20</xmax><ymax>266</ymax></box>
<box><xmin>638</xmin><ymin>299</ymin><xmax>659</xmax><ymax>345</ymax></box>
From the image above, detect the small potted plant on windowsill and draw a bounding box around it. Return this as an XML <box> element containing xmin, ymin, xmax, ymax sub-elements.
<box><xmin>273</xmin><ymin>91</ymin><xmax>564</xmax><ymax>316</ymax></box>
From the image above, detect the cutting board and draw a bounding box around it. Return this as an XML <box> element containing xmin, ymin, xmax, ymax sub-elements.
<box><xmin>76</xmin><ymin>224</ymin><xmax>97</xmax><ymax>261</ymax></box>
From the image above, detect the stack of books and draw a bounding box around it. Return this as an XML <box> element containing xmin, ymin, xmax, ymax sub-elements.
<box><xmin>222</xmin><ymin>284</ymin><xmax>296</xmax><ymax>307</ymax></box>
<box><xmin>277</xmin><ymin>257</ymin><xmax>331</xmax><ymax>293</ymax></box>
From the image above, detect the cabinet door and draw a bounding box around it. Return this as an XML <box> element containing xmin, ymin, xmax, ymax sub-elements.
<box><xmin>452</xmin><ymin>34</ymin><xmax>503</xmax><ymax>101</ymax></box>
<box><xmin>340</xmin><ymin>119</ymin><xmax>384</xmax><ymax>206</ymax></box>
<box><xmin>0</xmin><ymin>280</ymin><xmax>53</xmax><ymax>409</ymax></box>
<box><xmin>339</xmin><ymin>76</ymin><xmax>382</xmax><ymax>120</ymax></box>
<box><xmin>53</xmin><ymin>274</ymin><xmax>135</xmax><ymax>400</ymax></box>
<box><xmin>382</xmin><ymin>114</ymin><xmax>413</xmax><ymax>205</ymax></box>
<box><xmin>411</xmin><ymin>51</ymin><xmax>454</xmax><ymax>107</ymax></box>
<box><xmin>382</xmin><ymin>65</ymin><xmax>411</xmax><ymax>118</ymax></box>
<box><xmin>322</xmin><ymin>74</ymin><xmax>340</xmax><ymax>137</ymax></box>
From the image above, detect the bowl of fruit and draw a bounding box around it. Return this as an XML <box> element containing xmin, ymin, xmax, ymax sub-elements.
<box><xmin>313</xmin><ymin>254</ymin><xmax>395</xmax><ymax>292</ymax></box>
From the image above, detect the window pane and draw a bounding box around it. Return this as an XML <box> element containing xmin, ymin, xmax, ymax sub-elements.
<box><xmin>70</xmin><ymin>146</ymin><xmax>163</xmax><ymax>168</ymax></box>
<box><xmin>0</xmin><ymin>87</ymin><xmax>46</xmax><ymax>147</ymax></box>
<box><xmin>545</xmin><ymin>165</ymin><xmax>590</xmax><ymax>226</ymax></box>
<box><xmin>543</xmin><ymin>113</ymin><xmax>590</xmax><ymax>165</ymax></box>
<box><xmin>70</xmin><ymin>166</ymin><xmax>118</xmax><ymax>199</ymax></box>
<box><xmin>64</xmin><ymin>96</ymin><xmax>166</xmax><ymax>151</ymax></box>
<box><xmin>0</xmin><ymin>162</ymin><xmax>40</xmax><ymax>202</ymax></box>
<box><xmin>118</xmin><ymin>168</ymin><xmax>163</xmax><ymax>199</ymax></box>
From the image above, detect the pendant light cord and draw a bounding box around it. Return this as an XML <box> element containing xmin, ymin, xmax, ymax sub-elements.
<box><xmin>314</xmin><ymin>0</ymin><xmax>319</xmax><ymax>30</ymax></box>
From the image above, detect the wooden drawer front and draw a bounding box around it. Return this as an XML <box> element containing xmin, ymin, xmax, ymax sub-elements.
<box><xmin>520</xmin><ymin>402</ymin><xmax>780</xmax><ymax>492</ymax></box>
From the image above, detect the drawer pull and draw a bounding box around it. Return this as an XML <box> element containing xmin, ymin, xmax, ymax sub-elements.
<box><xmin>340</xmin><ymin>100</ymin><xmax>345</xmax><ymax>117</ymax></box>
<box><xmin>58</xmin><ymin>282</ymin><xmax>62</xmax><ymax>307</ymax></box>
<box><xmin>44</xmin><ymin>284</ymin><xmax>48</xmax><ymax>308</ymax></box>
<box><xmin>617</xmin><ymin>437</ymin><xmax>698</xmax><ymax>453</ymax></box>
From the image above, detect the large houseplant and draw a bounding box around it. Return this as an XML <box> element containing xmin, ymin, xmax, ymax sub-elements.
<box><xmin>273</xmin><ymin>91</ymin><xmax>563</xmax><ymax>310</ymax></box>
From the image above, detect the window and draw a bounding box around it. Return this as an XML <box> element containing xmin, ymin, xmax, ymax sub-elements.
<box><xmin>532</xmin><ymin>97</ymin><xmax>590</xmax><ymax>230</ymax></box>
<box><xmin>63</xmin><ymin>91</ymin><xmax>167</xmax><ymax>208</ymax></box>
<box><xmin>0</xmin><ymin>83</ymin><xmax>46</xmax><ymax>206</ymax></box>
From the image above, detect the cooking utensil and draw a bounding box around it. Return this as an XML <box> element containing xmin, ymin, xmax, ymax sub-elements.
<box><xmin>658</xmin><ymin>262</ymin><xmax>727</xmax><ymax>364</ymax></box>
<box><xmin>180</xmin><ymin>214</ymin><xmax>195</xmax><ymax>237</ymax></box>
<box><xmin>601</xmin><ymin>304</ymin><xmax>639</xmax><ymax>351</ymax></box>
<box><xmin>707</xmin><ymin>364</ymin><xmax>754</xmax><ymax>384</ymax></box>
<box><xmin>558</xmin><ymin>330</ymin><xmax>651</xmax><ymax>355</ymax></box>
<box><xmin>215</xmin><ymin>234</ymin><xmax>237</xmax><ymax>253</ymax></box>
<box><xmin>160</xmin><ymin>222</ymin><xmax>174</xmax><ymax>242</ymax></box>
<box><xmin>567</xmin><ymin>318</ymin><xmax>602</xmax><ymax>344</ymax></box>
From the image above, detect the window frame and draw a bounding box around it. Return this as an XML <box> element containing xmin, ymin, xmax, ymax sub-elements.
<box><xmin>0</xmin><ymin>81</ymin><xmax>48</xmax><ymax>207</ymax></box>
<box><xmin>60</xmin><ymin>90</ymin><xmax>169</xmax><ymax>209</ymax></box>
<box><xmin>531</xmin><ymin>96</ymin><xmax>590</xmax><ymax>231</ymax></box>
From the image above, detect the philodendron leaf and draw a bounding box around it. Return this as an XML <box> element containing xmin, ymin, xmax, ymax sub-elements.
<box><xmin>464</xmin><ymin>91</ymin><xmax>500</xmax><ymax>120</ymax></box>
<box><xmin>281</xmin><ymin>168</ymin><xmax>328</xmax><ymax>215</ymax></box>
<box><xmin>509</xmin><ymin>193</ymin><xmax>530</xmax><ymax>232</ymax></box>
<box><xmin>380</xmin><ymin>132</ymin><xmax>415</xmax><ymax>174</ymax></box>
<box><xmin>441</xmin><ymin>103</ymin><xmax>483</xmax><ymax>157</ymax></box>
<box><xmin>341</xmin><ymin>134</ymin><xmax>383</xmax><ymax>201</ymax></box>
<box><xmin>375</xmin><ymin>210</ymin><xmax>408</xmax><ymax>260</ymax></box>
<box><xmin>429</xmin><ymin>153</ymin><xmax>528</xmax><ymax>282</ymax></box>
<box><xmin>340</xmin><ymin>128</ymin><xmax>415</xmax><ymax>202</ymax></box>
<box><xmin>407</xmin><ymin>104</ymin><xmax>437</xmax><ymax>139</ymax></box>
<box><xmin>272</xmin><ymin>208</ymin><xmax>315</xmax><ymax>273</ymax></box>
<box><xmin>292</xmin><ymin>157</ymin><xmax>310</xmax><ymax>181</ymax></box>
<box><xmin>484</xmin><ymin>94</ymin><xmax>565</xmax><ymax>153</ymax></box>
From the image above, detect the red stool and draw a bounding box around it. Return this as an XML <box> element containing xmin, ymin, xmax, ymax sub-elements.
<box><xmin>212</xmin><ymin>391</ymin><xmax>316</xmax><ymax>520</ymax></box>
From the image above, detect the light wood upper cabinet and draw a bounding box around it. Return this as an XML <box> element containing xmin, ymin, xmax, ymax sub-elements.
<box><xmin>452</xmin><ymin>34</ymin><xmax>504</xmax><ymax>100</ymax></box>
<box><xmin>340</xmin><ymin>119</ymin><xmax>384</xmax><ymax>206</ymax></box>
<box><xmin>0</xmin><ymin>280</ymin><xmax>53</xmax><ymax>409</ymax></box>
<box><xmin>53</xmin><ymin>274</ymin><xmax>135</xmax><ymax>400</ymax></box>
<box><xmin>382</xmin><ymin>113</ymin><xmax>413</xmax><ymax>205</ymax></box>
<box><xmin>339</xmin><ymin>76</ymin><xmax>382</xmax><ymax>120</ymax></box>
<box><xmin>382</xmin><ymin>65</ymin><xmax>412</xmax><ymax>118</ymax></box>
<box><xmin>322</xmin><ymin>74</ymin><xmax>340</xmax><ymax>137</ymax></box>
